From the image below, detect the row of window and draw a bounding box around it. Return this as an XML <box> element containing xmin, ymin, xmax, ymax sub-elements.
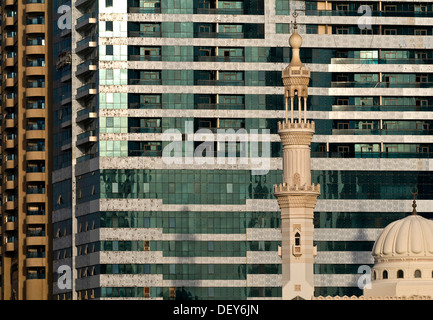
<box><xmin>73</xmin><ymin>286</ymin><xmax>280</xmax><ymax>300</ymax></box>
<box><xmin>75</xmin><ymin>263</ymin><xmax>281</xmax><ymax>280</ymax></box>
<box><xmin>375</xmin><ymin>269</ymin><xmax>433</xmax><ymax>280</ymax></box>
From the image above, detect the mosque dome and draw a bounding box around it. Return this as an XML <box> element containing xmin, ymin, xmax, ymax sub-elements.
<box><xmin>372</xmin><ymin>213</ymin><xmax>433</xmax><ymax>260</ymax></box>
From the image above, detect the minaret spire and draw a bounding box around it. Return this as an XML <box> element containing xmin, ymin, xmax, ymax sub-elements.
<box><xmin>274</xmin><ymin>15</ymin><xmax>320</xmax><ymax>300</ymax></box>
<box><xmin>282</xmin><ymin>12</ymin><xmax>311</xmax><ymax>124</ymax></box>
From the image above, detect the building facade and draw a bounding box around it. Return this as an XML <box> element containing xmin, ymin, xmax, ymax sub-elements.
<box><xmin>51</xmin><ymin>0</ymin><xmax>433</xmax><ymax>300</ymax></box>
<box><xmin>0</xmin><ymin>0</ymin><xmax>53</xmax><ymax>300</ymax></box>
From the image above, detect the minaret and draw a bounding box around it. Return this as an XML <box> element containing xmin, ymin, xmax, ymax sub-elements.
<box><xmin>274</xmin><ymin>17</ymin><xmax>320</xmax><ymax>300</ymax></box>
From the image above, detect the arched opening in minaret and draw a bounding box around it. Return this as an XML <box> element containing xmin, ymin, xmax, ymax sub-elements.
<box><xmin>295</xmin><ymin>232</ymin><xmax>301</xmax><ymax>246</ymax></box>
<box><xmin>285</xmin><ymin>88</ymin><xmax>308</xmax><ymax>124</ymax></box>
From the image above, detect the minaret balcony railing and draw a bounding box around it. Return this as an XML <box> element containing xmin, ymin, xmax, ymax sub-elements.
<box><xmin>274</xmin><ymin>182</ymin><xmax>321</xmax><ymax>194</ymax></box>
<box><xmin>278</xmin><ymin>120</ymin><xmax>315</xmax><ymax>131</ymax></box>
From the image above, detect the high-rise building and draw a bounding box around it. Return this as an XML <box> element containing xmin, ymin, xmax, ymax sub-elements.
<box><xmin>0</xmin><ymin>0</ymin><xmax>53</xmax><ymax>300</ymax></box>
<box><xmin>51</xmin><ymin>0</ymin><xmax>433</xmax><ymax>300</ymax></box>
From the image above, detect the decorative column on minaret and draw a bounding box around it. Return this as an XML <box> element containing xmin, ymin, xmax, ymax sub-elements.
<box><xmin>274</xmin><ymin>15</ymin><xmax>320</xmax><ymax>300</ymax></box>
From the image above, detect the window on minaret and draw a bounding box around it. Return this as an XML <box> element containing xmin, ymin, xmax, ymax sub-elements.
<box><xmin>295</xmin><ymin>232</ymin><xmax>301</xmax><ymax>246</ymax></box>
<box><xmin>397</xmin><ymin>270</ymin><xmax>404</xmax><ymax>279</ymax></box>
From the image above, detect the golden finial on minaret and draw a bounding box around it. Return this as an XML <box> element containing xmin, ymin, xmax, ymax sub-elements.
<box><xmin>282</xmin><ymin>11</ymin><xmax>311</xmax><ymax>124</ymax></box>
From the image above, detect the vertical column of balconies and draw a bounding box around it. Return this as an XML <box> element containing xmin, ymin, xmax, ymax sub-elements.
<box><xmin>0</xmin><ymin>0</ymin><xmax>51</xmax><ymax>300</ymax></box>
<box><xmin>23</xmin><ymin>0</ymin><xmax>51</xmax><ymax>300</ymax></box>
<box><xmin>1</xmin><ymin>0</ymin><xmax>19</xmax><ymax>300</ymax></box>
<box><xmin>74</xmin><ymin>0</ymin><xmax>98</xmax><ymax>159</ymax></box>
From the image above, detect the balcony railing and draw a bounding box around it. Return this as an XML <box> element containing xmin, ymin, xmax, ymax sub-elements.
<box><xmin>331</xmin><ymin>104</ymin><xmax>433</xmax><ymax>112</ymax></box>
<box><xmin>306</xmin><ymin>9</ymin><xmax>433</xmax><ymax>18</ymax></box>
<box><xmin>331</xmin><ymin>58</ymin><xmax>433</xmax><ymax>65</ymax></box>
<box><xmin>312</xmin><ymin>152</ymin><xmax>433</xmax><ymax>159</ymax></box>
<box><xmin>195</xmin><ymin>103</ymin><xmax>245</xmax><ymax>110</ymax></box>
<box><xmin>128</xmin><ymin>127</ymin><xmax>162</xmax><ymax>133</ymax></box>
<box><xmin>330</xmin><ymin>81</ymin><xmax>433</xmax><ymax>88</ymax></box>
<box><xmin>331</xmin><ymin>128</ymin><xmax>432</xmax><ymax>135</ymax></box>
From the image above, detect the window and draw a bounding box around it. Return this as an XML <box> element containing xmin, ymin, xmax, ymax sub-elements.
<box><xmin>295</xmin><ymin>232</ymin><xmax>301</xmax><ymax>246</ymax></box>
<box><xmin>144</xmin><ymin>241</ymin><xmax>150</xmax><ymax>251</ymax></box>
<box><xmin>360</xmin><ymin>122</ymin><xmax>374</xmax><ymax>130</ymax></box>
<box><xmin>336</xmin><ymin>28</ymin><xmax>349</xmax><ymax>35</ymax></box>
<box><xmin>169</xmin><ymin>287</ymin><xmax>176</xmax><ymax>299</ymax></box>
<box><xmin>106</xmin><ymin>0</ymin><xmax>113</xmax><ymax>7</ymax></box>
<box><xmin>383</xmin><ymin>29</ymin><xmax>397</xmax><ymax>35</ymax></box>
<box><xmin>383</xmin><ymin>270</ymin><xmax>388</xmax><ymax>279</ymax></box>
<box><xmin>337</xmin><ymin>122</ymin><xmax>349</xmax><ymax>130</ymax></box>
<box><xmin>415</xmin><ymin>270</ymin><xmax>422</xmax><ymax>278</ymax></box>
<box><xmin>338</xmin><ymin>146</ymin><xmax>350</xmax><ymax>153</ymax></box>
<box><xmin>397</xmin><ymin>270</ymin><xmax>404</xmax><ymax>279</ymax></box>
<box><xmin>417</xmin><ymin>146</ymin><xmax>429</xmax><ymax>153</ymax></box>
<box><xmin>415</xmin><ymin>5</ymin><xmax>427</xmax><ymax>13</ymax></box>
<box><xmin>106</xmin><ymin>45</ymin><xmax>113</xmax><ymax>56</ymax></box>
<box><xmin>106</xmin><ymin>21</ymin><xmax>113</xmax><ymax>31</ymax></box>
<box><xmin>144</xmin><ymin>287</ymin><xmax>150</xmax><ymax>298</ymax></box>
<box><xmin>383</xmin><ymin>5</ymin><xmax>396</xmax><ymax>12</ymax></box>
<box><xmin>415</xmin><ymin>29</ymin><xmax>427</xmax><ymax>36</ymax></box>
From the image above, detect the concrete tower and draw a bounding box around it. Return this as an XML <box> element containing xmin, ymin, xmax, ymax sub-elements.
<box><xmin>274</xmin><ymin>17</ymin><xmax>320</xmax><ymax>300</ymax></box>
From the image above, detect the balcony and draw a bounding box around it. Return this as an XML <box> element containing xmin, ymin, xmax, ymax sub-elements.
<box><xmin>76</xmin><ymin>83</ymin><xmax>97</xmax><ymax>100</ymax></box>
<box><xmin>76</xmin><ymin>107</ymin><xmax>97</xmax><ymax>123</ymax></box>
<box><xmin>26</xmin><ymin>23</ymin><xmax>45</xmax><ymax>34</ymax></box>
<box><xmin>331</xmin><ymin>128</ymin><xmax>432</xmax><ymax>135</ymax></box>
<box><xmin>6</xmin><ymin>96</ymin><xmax>17</xmax><ymax>108</ymax></box>
<box><xmin>4</xmin><ymin>35</ymin><xmax>17</xmax><ymax>47</ymax></box>
<box><xmin>76</xmin><ymin>60</ymin><xmax>97</xmax><ymax>77</ymax></box>
<box><xmin>330</xmin><ymin>81</ymin><xmax>433</xmax><ymax>89</ymax></box>
<box><xmin>5</xmin><ymin>221</ymin><xmax>17</xmax><ymax>232</ymax></box>
<box><xmin>26</xmin><ymin>66</ymin><xmax>46</xmax><ymax>77</ymax></box>
<box><xmin>331</xmin><ymin>104</ymin><xmax>433</xmax><ymax>112</ymax></box>
<box><xmin>5</xmin><ymin>77</ymin><xmax>17</xmax><ymax>88</ymax></box>
<box><xmin>5</xmin><ymin>158</ymin><xmax>17</xmax><ymax>170</ymax></box>
<box><xmin>76</xmin><ymin>36</ymin><xmax>97</xmax><ymax>54</ymax></box>
<box><xmin>5</xmin><ymin>56</ymin><xmax>16</xmax><ymax>67</ymax></box>
<box><xmin>331</xmin><ymin>57</ymin><xmax>433</xmax><ymax>65</ymax></box>
<box><xmin>76</xmin><ymin>0</ymin><xmax>96</xmax><ymax>8</ymax></box>
<box><xmin>5</xmin><ymin>179</ymin><xmax>17</xmax><ymax>190</ymax></box>
<box><xmin>26</xmin><ymin>172</ymin><xmax>46</xmax><ymax>182</ymax></box>
<box><xmin>76</xmin><ymin>130</ymin><xmax>97</xmax><ymax>146</ymax></box>
<box><xmin>305</xmin><ymin>9</ymin><xmax>433</xmax><ymax>18</ymax></box>
<box><xmin>6</xmin><ymin>242</ymin><xmax>17</xmax><ymax>252</ymax></box>
<box><xmin>26</xmin><ymin>193</ymin><xmax>46</xmax><ymax>204</ymax></box>
<box><xmin>26</xmin><ymin>108</ymin><xmax>46</xmax><ymax>118</ymax></box>
<box><xmin>26</xmin><ymin>215</ymin><xmax>46</xmax><ymax>225</ymax></box>
<box><xmin>26</xmin><ymin>2</ymin><xmax>46</xmax><ymax>13</ymax></box>
<box><xmin>5</xmin><ymin>138</ymin><xmax>17</xmax><ymax>149</ymax></box>
<box><xmin>76</xmin><ymin>13</ymin><xmax>97</xmax><ymax>31</ymax></box>
<box><xmin>26</xmin><ymin>45</ymin><xmax>45</xmax><ymax>55</ymax></box>
<box><xmin>4</xmin><ymin>117</ymin><xmax>17</xmax><ymax>129</ymax></box>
